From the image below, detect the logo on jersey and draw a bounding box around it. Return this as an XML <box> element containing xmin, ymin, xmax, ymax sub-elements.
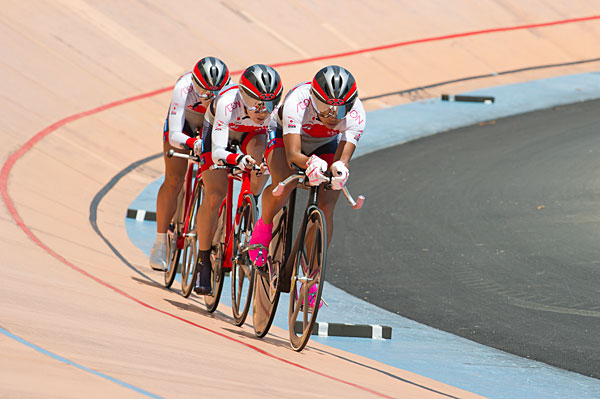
<box><xmin>354</xmin><ymin>130</ymin><xmax>363</xmax><ymax>141</ymax></box>
<box><xmin>302</xmin><ymin>123</ymin><xmax>339</xmax><ymax>138</ymax></box>
<box><xmin>287</xmin><ymin>117</ymin><xmax>296</xmax><ymax>129</ymax></box>
<box><xmin>215</xmin><ymin>120</ymin><xmax>225</xmax><ymax>131</ymax></box>
<box><xmin>225</xmin><ymin>100</ymin><xmax>241</xmax><ymax>115</ymax></box>
<box><xmin>348</xmin><ymin>109</ymin><xmax>364</xmax><ymax>124</ymax></box>
<box><xmin>296</xmin><ymin>98</ymin><xmax>310</xmax><ymax>113</ymax></box>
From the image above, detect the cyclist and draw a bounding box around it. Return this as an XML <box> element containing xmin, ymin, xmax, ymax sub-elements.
<box><xmin>149</xmin><ymin>57</ymin><xmax>230</xmax><ymax>271</ymax></box>
<box><xmin>249</xmin><ymin>65</ymin><xmax>366</xmax><ymax>274</ymax></box>
<box><xmin>192</xmin><ymin>64</ymin><xmax>283</xmax><ymax>294</ymax></box>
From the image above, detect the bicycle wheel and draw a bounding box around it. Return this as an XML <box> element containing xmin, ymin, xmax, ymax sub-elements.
<box><xmin>204</xmin><ymin>200</ymin><xmax>226</xmax><ymax>313</ymax></box>
<box><xmin>180</xmin><ymin>182</ymin><xmax>202</xmax><ymax>298</ymax></box>
<box><xmin>164</xmin><ymin>188</ymin><xmax>185</xmax><ymax>288</ymax></box>
<box><xmin>231</xmin><ymin>194</ymin><xmax>256</xmax><ymax>325</ymax></box>
<box><xmin>288</xmin><ymin>206</ymin><xmax>327</xmax><ymax>352</ymax></box>
<box><xmin>252</xmin><ymin>206</ymin><xmax>286</xmax><ymax>337</ymax></box>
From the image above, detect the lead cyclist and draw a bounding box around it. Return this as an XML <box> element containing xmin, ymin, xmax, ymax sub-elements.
<box><xmin>249</xmin><ymin>65</ymin><xmax>366</xmax><ymax>269</ymax></box>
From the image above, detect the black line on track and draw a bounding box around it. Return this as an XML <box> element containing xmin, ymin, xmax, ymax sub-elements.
<box><xmin>89</xmin><ymin>152</ymin><xmax>162</xmax><ymax>283</ymax></box>
<box><xmin>88</xmin><ymin>153</ymin><xmax>469</xmax><ymax>398</ymax></box>
<box><xmin>311</xmin><ymin>347</ymin><xmax>464</xmax><ymax>399</ymax></box>
<box><xmin>362</xmin><ymin>56</ymin><xmax>600</xmax><ymax>101</ymax></box>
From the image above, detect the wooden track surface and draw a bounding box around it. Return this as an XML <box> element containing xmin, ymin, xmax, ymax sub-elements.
<box><xmin>1</xmin><ymin>1</ymin><xmax>599</xmax><ymax>397</ymax></box>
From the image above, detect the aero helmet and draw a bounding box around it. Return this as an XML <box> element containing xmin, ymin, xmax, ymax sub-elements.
<box><xmin>191</xmin><ymin>56</ymin><xmax>230</xmax><ymax>98</ymax></box>
<box><xmin>311</xmin><ymin>65</ymin><xmax>358</xmax><ymax>119</ymax></box>
<box><xmin>238</xmin><ymin>64</ymin><xmax>283</xmax><ymax>113</ymax></box>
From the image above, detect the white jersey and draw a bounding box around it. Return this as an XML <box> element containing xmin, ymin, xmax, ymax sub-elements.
<box><xmin>277</xmin><ymin>82</ymin><xmax>366</xmax><ymax>152</ymax></box>
<box><xmin>167</xmin><ymin>72</ymin><xmax>208</xmax><ymax>149</ymax></box>
<box><xmin>205</xmin><ymin>85</ymin><xmax>273</xmax><ymax>164</ymax></box>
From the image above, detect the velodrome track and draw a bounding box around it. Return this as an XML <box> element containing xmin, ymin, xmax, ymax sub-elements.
<box><xmin>329</xmin><ymin>98</ymin><xmax>600</xmax><ymax>378</ymax></box>
<box><xmin>2</xmin><ymin>2</ymin><xmax>600</xmax><ymax>397</ymax></box>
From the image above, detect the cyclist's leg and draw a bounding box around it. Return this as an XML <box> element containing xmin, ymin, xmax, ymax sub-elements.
<box><xmin>240</xmin><ymin>131</ymin><xmax>269</xmax><ymax>196</ymax></box>
<box><xmin>156</xmin><ymin>141</ymin><xmax>187</xmax><ymax>233</ymax></box>
<box><xmin>193</xmin><ymin>137</ymin><xmax>228</xmax><ymax>293</ymax></box>
<box><xmin>310</xmin><ymin>138</ymin><xmax>340</xmax><ymax>245</ymax></box>
<box><xmin>261</xmin><ymin>127</ymin><xmax>294</xmax><ymax>225</ymax></box>
<box><xmin>150</xmin><ymin>123</ymin><xmax>189</xmax><ymax>271</ymax></box>
<box><xmin>249</xmin><ymin>129</ymin><xmax>293</xmax><ymax>264</ymax></box>
<box><xmin>318</xmin><ymin>187</ymin><xmax>341</xmax><ymax>245</ymax></box>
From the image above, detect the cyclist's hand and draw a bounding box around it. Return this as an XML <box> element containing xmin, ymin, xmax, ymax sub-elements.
<box><xmin>237</xmin><ymin>154</ymin><xmax>256</xmax><ymax>170</ymax></box>
<box><xmin>306</xmin><ymin>155</ymin><xmax>328</xmax><ymax>186</ymax></box>
<box><xmin>192</xmin><ymin>139</ymin><xmax>202</xmax><ymax>156</ymax></box>
<box><xmin>258</xmin><ymin>162</ymin><xmax>269</xmax><ymax>175</ymax></box>
<box><xmin>330</xmin><ymin>160</ymin><xmax>349</xmax><ymax>190</ymax></box>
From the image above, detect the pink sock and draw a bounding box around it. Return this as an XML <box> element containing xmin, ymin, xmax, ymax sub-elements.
<box><xmin>249</xmin><ymin>218</ymin><xmax>273</xmax><ymax>267</ymax></box>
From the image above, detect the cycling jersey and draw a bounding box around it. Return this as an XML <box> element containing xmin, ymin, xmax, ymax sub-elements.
<box><xmin>164</xmin><ymin>72</ymin><xmax>210</xmax><ymax>149</ymax></box>
<box><xmin>275</xmin><ymin>82</ymin><xmax>366</xmax><ymax>154</ymax></box>
<box><xmin>203</xmin><ymin>85</ymin><xmax>272</xmax><ymax>166</ymax></box>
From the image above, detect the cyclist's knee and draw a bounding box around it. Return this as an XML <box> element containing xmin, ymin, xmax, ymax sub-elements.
<box><xmin>162</xmin><ymin>173</ymin><xmax>184</xmax><ymax>191</ymax></box>
<box><xmin>203</xmin><ymin>189</ymin><xmax>226</xmax><ymax>207</ymax></box>
<box><xmin>319</xmin><ymin>196</ymin><xmax>338</xmax><ymax>215</ymax></box>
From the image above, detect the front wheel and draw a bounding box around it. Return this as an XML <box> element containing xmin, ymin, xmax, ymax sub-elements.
<box><xmin>288</xmin><ymin>207</ymin><xmax>327</xmax><ymax>352</ymax></box>
<box><xmin>204</xmin><ymin>200</ymin><xmax>227</xmax><ymax>313</ymax></box>
<box><xmin>231</xmin><ymin>194</ymin><xmax>256</xmax><ymax>326</ymax></box>
<box><xmin>252</xmin><ymin>206</ymin><xmax>286</xmax><ymax>337</ymax></box>
<box><xmin>164</xmin><ymin>188</ymin><xmax>186</xmax><ymax>288</ymax></box>
<box><xmin>180</xmin><ymin>182</ymin><xmax>203</xmax><ymax>298</ymax></box>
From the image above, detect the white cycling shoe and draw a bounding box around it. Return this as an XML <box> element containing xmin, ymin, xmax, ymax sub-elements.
<box><xmin>149</xmin><ymin>240</ymin><xmax>167</xmax><ymax>271</ymax></box>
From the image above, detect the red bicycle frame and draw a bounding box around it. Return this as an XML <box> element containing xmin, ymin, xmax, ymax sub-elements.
<box><xmin>220</xmin><ymin>166</ymin><xmax>255</xmax><ymax>271</ymax></box>
<box><xmin>177</xmin><ymin>159</ymin><xmax>203</xmax><ymax>250</ymax></box>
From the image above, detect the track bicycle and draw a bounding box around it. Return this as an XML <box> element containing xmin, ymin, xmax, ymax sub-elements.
<box><xmin>164</xmin><ymin>150</ymin><xmax>213</xmax><ymax>303</ymax></box>
<box><xmin>251</xmin><ymin>166</ymin><xmax>364</xmax><ymax>350</ymax></box>
<box><xmin>210</xmin><ymin>148</ymin><xmax>264</xmax><ymax>324</ymax></box>
<box><xmin>163</xmin><ymin>149</ymin><xmax>202</xmax><ymax>295</ymax></box>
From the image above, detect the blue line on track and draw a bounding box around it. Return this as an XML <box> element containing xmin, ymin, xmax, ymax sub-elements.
<box><xmin>0</xmin><ymin>324</ymin><xmax>164</xmax><ymax>399</ymax></box>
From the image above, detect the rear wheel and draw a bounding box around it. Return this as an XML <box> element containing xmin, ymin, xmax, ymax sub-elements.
<box><xmin>204</xmin><ymin>200</ymin><xmax>227</xmax><ymax>313</ymax></box>
<box><xmin>231</xmin><ymin>194</ymin><xmax>257</xmax><ymax>325</ymax></box>
<box><xmin>252</xmin><ymin>207</ymin><xmax>286</xmax><ymax>337</ymax></box>
<box><xmin>288</xmin><ymin>207</ymin><xmax>327</xmax><ymax>352</ymax></box>
<box><xmin>180</xmin><ymin>182</ymin><xmax>202</xmax><ymax>298</ymax></box>
<box><xmin>164</xmin><ymin>188</ymin><xmax>185</xmax><ymax>288</ymax></box>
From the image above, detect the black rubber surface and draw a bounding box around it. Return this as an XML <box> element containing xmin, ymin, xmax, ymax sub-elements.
<box><xmin>328</xmin><ymin>99</ymin><xmax>600</xmax><ymax>378</ymax></box>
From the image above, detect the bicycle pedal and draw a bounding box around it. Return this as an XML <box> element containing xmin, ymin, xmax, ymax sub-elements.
<box><xmin>247</xmin><ymin>244</ymin><xmax>268</xmax><ymax>250</ymax></box>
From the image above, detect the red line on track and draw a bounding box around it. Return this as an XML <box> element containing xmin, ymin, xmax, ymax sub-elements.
<box><xmin>2</xmin><ymin>14</ymin><xmax>598</xmax><ymax>398</ymax></box>
<box><xmin>269</xmin><ymin>15</ymin><xmax>600</xmax><ymax>68</ymax></box>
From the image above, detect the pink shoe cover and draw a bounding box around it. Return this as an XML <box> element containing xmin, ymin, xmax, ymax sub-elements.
<box><xmin>249</xmin><ymin>218</ymin><xmax>272</xmax><ymax>267</ymax></box>
<box><xmin>301</xmin><ymin>283</ymin><xmax>322</xmax><ymax>311</ymax></box>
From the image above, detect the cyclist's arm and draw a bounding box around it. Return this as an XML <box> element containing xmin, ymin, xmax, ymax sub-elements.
<box><xmin>210</xmin><ymin>100</ymin><xmax>239</xmax><ymax>165</ymax></box>
<box><xmin>168</xmin><ymin>76</ymin><xmax>197</xmax><ymax>150</ymax></box>
<box><xmin>281</xmin><ymin>97</ymin><xmax>309</xmax><ymax>169</ymax></box>
<box><xmin>283</xmin><ymin>133</ymin><xmax>309</xmax><ymax>169</ymax></box>
<box><xmin>333</xmin><ymin>140</ymin><xmax>356</xmax><ymax>166</ymax></box>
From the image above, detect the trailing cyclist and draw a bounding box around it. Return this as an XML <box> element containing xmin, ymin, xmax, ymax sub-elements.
<box><xmin>192</xmin><ymin>64</ymin><xmax>283</xmax><ymax>294</ymax></box>
<box><xmin>149</xmin><ymin>57</ymin><xmax>230</xmax><ymax>271</ymax></box>
<box><xmin>249</xmin><ymin>65</ymin><xmax>366</xmax><ymax>270</ymax></box>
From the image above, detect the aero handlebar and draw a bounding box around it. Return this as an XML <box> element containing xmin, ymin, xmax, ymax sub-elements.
<box><xmin>272</xmin><ymin>173</ymin><xmax>365</xmax><ymax>210</ymax></box>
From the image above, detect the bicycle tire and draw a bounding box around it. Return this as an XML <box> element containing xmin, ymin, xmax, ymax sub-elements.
<box><xmin>180</xmin><ymin>182</ymin><xmax>202</xmax><ymax>298</ymax></box>
<box><xmin>252</xmin><ymin>206</ymin><xmax>287</xmax><ymax>337</ymax></box>
<box><xmin>288</xmin><ymin>206</ymin><xmax>327</xmax><ymax>352</ymax></box>
<box><xmin>164</xmin><ymin>187</ymin><xmax>186</xmax><ymax>288</ymax></box>
<box><xmin>231</xmin><ymin>194</ymin><xmax>257</xmax><ymax>325</ymax></box>
<box><xmin>204</xmin><ymin>200</ymin><xmax>226</xmax><ymax>313</ymax></box>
